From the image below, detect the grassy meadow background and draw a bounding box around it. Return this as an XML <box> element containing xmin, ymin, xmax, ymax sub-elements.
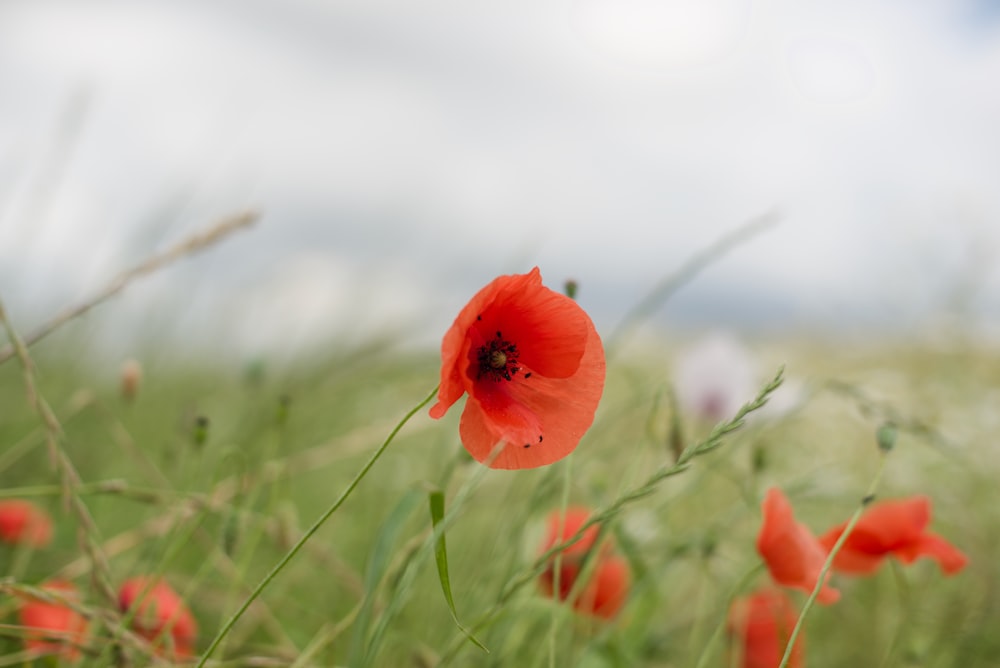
<box><xmin>4</xmin><ymin>3</ymin><xmax>1000</xmax><ymax>666</ymax></box>
<box><xmin>0</xmin><ymin>294</ymin><xmax>997</xmax><ymax>666</ymax></box>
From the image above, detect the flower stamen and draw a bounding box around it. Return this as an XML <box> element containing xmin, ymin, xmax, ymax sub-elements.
<box><xmin>477</xmin><ymin>331</ymin><xmax>521</xmax><ymax>382</ymax></box>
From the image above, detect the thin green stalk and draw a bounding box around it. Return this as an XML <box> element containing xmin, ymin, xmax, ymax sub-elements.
<box><xmin>195</xmin><ymin>384</ymin><xmax>439</xmax><ymax>667</ymax></box>
<box><xmin>878</xmin><ymin>560</ymin><xmax>911</xmax><ymax>668</ymax></box>
<box><xmin>215</xmin><ymin>397</ymin><xmax>294</xmax><ymax>660</ymax></box>
<box><xmin>548</xmin><ymin>453</ymin><xmax>574</xmax><ymax>668</ymax></box>
<box><xmin>686</xmin><ymin>559</ymin><xmax>711</xmax><ymax>661</ymax></box>
<box><xmin>777</xmin><ymin>451</ymin><xmax>890</xmax><ymax>668</ymax></box>
<box><xmin>363</xmin><ymin>440</ymin><xmax>504</xmax><ymax>663</ymax></box>
<box><xmin>692</xmin><ymin>563</ymin><xmax>765</xmax><ymax>668</ymax></box>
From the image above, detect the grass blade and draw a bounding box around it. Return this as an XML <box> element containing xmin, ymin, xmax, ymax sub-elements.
<box><xmin>429</xmin><ymin>489</ymin><xmax>489</xmax><ymax>653</ymax></box>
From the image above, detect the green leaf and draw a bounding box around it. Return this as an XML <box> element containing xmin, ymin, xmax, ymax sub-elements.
<box><xmin>429</xmin><ymin>489</ymin><xmax>489</xmax><ymax>653</ymax></box>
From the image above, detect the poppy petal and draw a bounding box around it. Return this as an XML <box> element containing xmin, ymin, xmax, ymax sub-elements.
<box><xmin>458</xmin><ymin>321</ymin><xmax>604</xmax><ymax>469</ymax></box>
<box><xmin>818</xmin><ymin>496</ymin><xmax>966</xmax><ymax>577</ymax></box>
<box><xmin>118</xmin><ymin>577</ymin><xmax>197</xmax><ymax>657</ymax></box>
<box><xmin>817</xmin><ymin>525</ymin><xmax>886</xmax><ymax>576</ymax></box>
<box><xmin>433</xmin><ymin>268</ymin><xmax>605</xmax><ymax>469</ymax></box>
<box><xmin>728</xmin><ymin>589</ymin><xmax>804</xmax><ymax>668</ymax></box>
<box><xmin>579</xmin><ymin>556</ymin><xmax>630</xmax><ymax>619</ymax></box>
<box><xmin>541</xmin><ymin>508</ymin><xmax>601</xmax><ymax>557</ymax></box>
<box><xmin>0</xmin><ymin>500</ymin><xmax>53</xmax><ymax>548</ymax></box>
<box><xmin>430</xmin><ymin>270</ymin><xmax>535</xmax><ymax>419</ymax></box>
<box><xmin>430</xmin><ymin>329</ymin><xmax>475</xmax><ymax>420</ymax></box>
<box><xmin>537</xmin><ymin>509</ymin><xmax>630</xmax><ymax>619</ymax></box>
<box><xmin>459</xmin><ymin>393</ymin><xmax>543</xmax><ymax>467</ymax></box>
<box><xmin>849</xmin><ymin>497</ymin><xmax>930</xmax><ymax>551</ymax></box>
<box><xmin>894</xmin><ymin>532</ymin><xmax>968</xmax><ymax>574</ymax></box>
<box><xmin>18</xmin><ymin>580</ymin><xmax>89</xmax><ymax>660</ymax></box>
<box><xmin>480</xmin><ymin>274</ymin><xmax>588</xmax><ymax>379</ymax></box>
<box><xmin>757</xmin><ymin>488</ymin><xmax>840</xmax><ymax>604</ymax></box>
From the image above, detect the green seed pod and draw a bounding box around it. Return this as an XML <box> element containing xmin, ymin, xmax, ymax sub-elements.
<box><xmin>876</xmin><ymin>422</ymin><xmax>897</xmax><ymax>453</ymax></box>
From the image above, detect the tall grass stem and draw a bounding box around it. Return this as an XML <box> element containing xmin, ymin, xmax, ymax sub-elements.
<box><xmin>777</xmin><ymin>451</ymin><xmax>890</xmax><ymax>668</ymax></box>
<box><xmin>195</xmin><ymin>384</ymin><xmax>439</xmax><ymax>667</ymax></box>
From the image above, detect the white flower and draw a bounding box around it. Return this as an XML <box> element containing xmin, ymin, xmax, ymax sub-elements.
<box><xmin>673</xmin><ymin>332</ymin><xmax>757</xmax><ymax>422</ymax></box>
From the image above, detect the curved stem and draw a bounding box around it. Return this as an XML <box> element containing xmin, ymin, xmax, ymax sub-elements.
<box><xmin>692</xmin><ymin>562</ymin><xmax>765</xmax><ymax>668</ymax></box>
<box><xmin>196</xmin><ymin>384</ymin><xmax>439</xmax><ymax>667</ymax></box>
<box><xmin>777</xmin><ymin>451</ymin><xmax>889</xmax><ymax>668</ymax></box>
<box><xmin>547</xmin><ymin>454</ymin><xmax>575</xmax><ymax>668</ymax></box>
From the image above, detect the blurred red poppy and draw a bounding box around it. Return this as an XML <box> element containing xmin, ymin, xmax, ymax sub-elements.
<box><xmin>818</xmin><ymin>496</ymin><xmax>968</xmax><ymax>575</ymax></box>
<box><xmin>18</xmin><ymin>580</ymin><xmax>89</xmax><ymax>661</ymax></box>
<box><xmin>728</xmin><ymin>588</ymin><xmax>803</xmax><ymax>668</ymax></box>
<box><xmin>0</xmin><ymin>499</ymin><xmax>53</xmax><ymax>548</ymax></box>
<box><xmin>429</xmin><ymin>267</ymin><xmax>605</xmax><ymax>469</ymax></box>
<box><xmin>540</xmin><ymin>556</ymin><xmax>631</xmax><ymax>619</ymax></box>
<box><xmin>756</xmin><ymin>488</ymin><xmax>840</xmax><ymax>604</ymax></box>
<box><xmin>118</xmin><ymin>577</ymin><xmax>197</xmax><ymax>658</ymax></box>
<box><xmin>540</xmin><ymin>507</ymin><xmax>602</xmax><ymax>558</ymax></box>
<box><xmin>537</xmin><ymin>508</ymin><xmax>630</xmax><ymax>619</ymax></box>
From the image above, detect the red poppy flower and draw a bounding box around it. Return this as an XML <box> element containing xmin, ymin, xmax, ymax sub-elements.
<box><xmin>756</xmin><ymin>488</ymin><xmax>840</xmax><ymax>604</ymax></box>
<box><xmin>540</xmin><ymin>556</ymin><xmax>631</xmax><ymax>619</ymax></box>
<box><xmin>18</xmin><ymin>580</ymin><xmax>89</xmax><ymax>661</ymax></box>
<box><xmin>429</xmin><ymin>267</ymin><xmax>605</xmax><ymax>470</ymax></box>
<box><xmin>118</xmin><ymin>577</ymin><xmax>197</xmax><ymax>658</ymax></box>
<box><xmin>0</xmin><ymin>499</ymin><xmax>53</xmax><ymax>548</ymax></box>
<box><xmin>540</xmin><ymin>507</ymin><xmax>602</xmax><ymax>558</ymax></box>
<box><xmin>537</xmin><ymin>509</ymin><xmax>630</xmax><ymax>619</ymax></box>
<box><xmin>728</xmin><ymin>588</ymin><xmax>804</xmax><ymax>668</ymax></box>
<box><xmin>817</xmin><ymin>496</ymin><xmax>968</xmax><ymax>576</ymax></box>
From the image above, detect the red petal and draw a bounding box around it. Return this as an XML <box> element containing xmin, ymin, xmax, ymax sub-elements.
<box><xmin>458</xmin><ymin>319</ymin><xmax>604</xmax><ymax>469</ymax></box>
<box><xmin>18</xmin><ymin>581</ymin><xmax>88</xmax><ymax>660</ymax></box>
<box><xmin>579</xmin><ymin>556</ymin><xmax>630</xmax><ymax>619</ymax></box>
<box><xmin>537</xmin><ymin>511</ymin><xmax>630</xmax><ymax>620</ymax></box>
<box><xmin>819</xmin><ymin>497</ymin><xmax>965</xmax><ymax>577</ymax></box>
<box><xmin>817</xmin><ymin>523</ymin><xmax>886</xmax><ymax>575</ymax></box>
<box><xmin>757</xmin><ymin>489</ymin><xmax>839</xmax><ymax>604</ymax></box>
<box><xmin>541</xmin><ymin>508</ymin><xmax>601</xmax><ymax>557</ymax></box>
<box><xmin>538</xmin><ymin>561</ymin><xmax>580</xmax><ymax>602</ymax></box>
<box><xmin>431</xmin><ymin>270</ymin><xmax>547</xmax><ymax>419</ymax></box>
<box><xmin>480</xmin><ymin>271</ymin><xmax>588</xmax><ymax>379</ymax></box>
<box><xmin>430</xmin><ymin>304</ymin><xmax>484</xmax><ymax>420</ymax></box>
<box><xmin>728</xmin><ymin>589</ymin><xmax>804</xmax><ymax>668</ymax></box>
<box><xmin>431</xmin><ymin>267</ymin><xmax>593</xmax><ymax>416</ymax></box>
<box><xmin>0</xmin><ymin>500</ymin><xmax>53</xmax><ymax>548</ymax></box>
<box><xmin>847</xmin><ymin>497</ymin><xmax>930</xmax><ymax>552</ymax></box>
<box><xmin>118</xmin><ymin>577</ymin><xmax>197</xmax><ymax>650</ymax></box>
<box><xmin>894</xmin><ymin>531</ymin><xmax>968</xmax><ymax>574</ymax></box>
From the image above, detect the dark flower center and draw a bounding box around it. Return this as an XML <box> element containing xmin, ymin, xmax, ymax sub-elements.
<box><xmin>477</xmin><ymin>331</ymin><xmax>520</xmax><ymax>382</ymax></box>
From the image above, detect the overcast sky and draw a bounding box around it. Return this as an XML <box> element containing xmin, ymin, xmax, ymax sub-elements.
<box><xmin>2</xmin><ymin>0</ymin><xmax>999</xmax><ymax>359</ymax></box>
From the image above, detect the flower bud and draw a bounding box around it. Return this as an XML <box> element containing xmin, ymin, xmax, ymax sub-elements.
<box><xmin>876</xmin><ymin>422</ymin><xmax>897</xmax><ymax>453</ymax></box>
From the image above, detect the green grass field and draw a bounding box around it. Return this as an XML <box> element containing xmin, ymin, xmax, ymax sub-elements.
<box><xmin>1</xmin><ymin>324</ymin><xmax>996</xmax><ymax>667</ymax></box>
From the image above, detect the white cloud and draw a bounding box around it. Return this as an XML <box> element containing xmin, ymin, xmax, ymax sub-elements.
<box><xmin>1</xmin><ymin>0</ymin><xmax>999</xmax><ymax>352</ymax></box>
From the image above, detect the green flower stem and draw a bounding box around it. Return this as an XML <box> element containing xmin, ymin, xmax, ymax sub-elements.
<box><xmin>195</xmin><ymin>384</ymin><xmax>439</xmax><ymax>667</ymax></box>
<box><xmin>548</xmin><ymin>453</ymin><xmax>574</xmax><ymax>668</ymax></box>
<box><xmin>777</xmin><ymin>450</ymin><xmax>890</xmax><ymax>668</ymax></box>
<box><xmin>692</xmin><ymin>562</ymin><xmax>765</xmax><ymax>668</ymax></box>
<box><xmin>877</xmin><ymin>560</ymin><xmax>911</xmax><ymax>668</ymax></box>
